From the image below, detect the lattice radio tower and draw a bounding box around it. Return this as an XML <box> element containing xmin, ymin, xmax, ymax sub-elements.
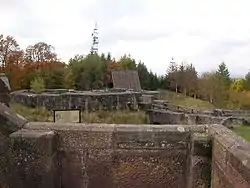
<box><xmin>90</xmin><ymin>22</ymin><xmax>99</xmax><ymax>54</ymax></box>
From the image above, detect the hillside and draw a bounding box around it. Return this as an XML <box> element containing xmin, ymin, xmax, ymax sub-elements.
<box><xmin>159</xmin><ymin>90</ymin><xmax>215</xmax><ymax>110</ymax></box>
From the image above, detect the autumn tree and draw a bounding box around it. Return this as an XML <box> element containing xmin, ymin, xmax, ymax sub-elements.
<box><xmin>230</xmin><ymin>78</ymin><xmax>245</xmax><ymax>92</ymax></box>
<box><xmin>184</xmin><ymin>63</ymin><xmax>198</xmax><ymax>97</ymax></box>
<box><xmin>0</xmin><ymin>35</ymin><xmax>27</xmax><ymax>90</ymax></box>
<box><xmin>5</xmin><ymin>50</ymin><xmax>26</xmax><ymax>90</ymax></box>
<box><xmin>21</xmin><ymin>42</ymin><xmax>65</xmax><ymax>89</ymax></box>
<box><xmin>0</xmin><ymin>34</ymin><xmax>20</xmax><ymax>69</ymax></box>
<box><xmin>166</xmin><ymin>59</ymin><xmax>198</xmax><ymax>96</ymax></box>
<box><xmin>198</xmin><ymin>72</ymin><xmax>216</xmax><ymax>103</ymax></box>
<box><xmin>25</xmin><ymin>42</ymin><xmax>57</xmax><ymax>63</ymax></box>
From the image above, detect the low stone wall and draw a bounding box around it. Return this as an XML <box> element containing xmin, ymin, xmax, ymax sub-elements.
<box><xmin>148</xmin><ymin>109</ymin><xmax>186</xmax><ymax>124</ymax></box>
<box><xmin>148</xmin><ymin>109</ymin><xmax>225</xmax><ymax>125</ymax></box>
<box><xmin>14</xmin><ymin>123</ymin><xmax>210</xmax><ymax>188</ymax></box>
<box><xmin>11</xmin><ymin>90</ymin><xmax>142</xmax><ymax>111</ymax></box>
<box><xmin>1</xmin><ymin>103</ymin><xmax>250</xmax><ymax>188</ymax></box>
<box><xmin>213</xmin><ymin>109</ymin><xmax>250</xmax><ymax>117</ymax></box>
<box><xmin>209</xmin><ymin>124</ymin><xmax>250</xmax><ymax>187</ymax></box>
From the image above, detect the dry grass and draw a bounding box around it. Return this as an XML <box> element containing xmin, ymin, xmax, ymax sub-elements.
<box><xmin>10</xmin><ymin>103</ymin><xmax>148</xmax><ymax>124</ymax></box>
<box><xmin>82</xmin><ymin>110</ymin><xmax>148</xmax><ymax>124</ymax></box>
<box><xmin>10</xmin><ymin>103</ymin><xmax>53</xmax><ymax>122</ymax></box>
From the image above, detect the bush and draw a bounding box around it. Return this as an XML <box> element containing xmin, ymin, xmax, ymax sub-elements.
<box><xmin>30</xmin><ymin>77</ymin><xmax>45</xmax><ymax>94</ymax></box>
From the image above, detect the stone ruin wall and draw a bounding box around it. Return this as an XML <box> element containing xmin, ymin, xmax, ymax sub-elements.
<box><xmin>148</xmin><ymin>109</ymin><xmax>225</xmax><ymax>125</ymax></box>
<box><xmin>209</xmin><ymin>125</ymin><xmax>250</xmax><ymax>187</ymax></box>
<box><xmin>11</xmin><ymin>89</ymin><xmax>250</xmax><ymax>125</ymax></box>
<box><xmin>147</xmin><ymin>109</ymin><xmax>250</xmax><ymax>127</ymax></box>
<box><xmin>0</xmin><ymin>102</ymin><xmax>250</xmax><ymax>188</ymax></box>
<box><xmin>18</xmin><ymin>123</ymin><xmax>210</xmax><ymax>188</ymax></box>
<box><xmin>10</xmin><ymin>90</ymin><xmax>144</xmax><ymax>111</ymax></box>
<box><xmin>10</xmin><ymin>90</ymin><xmax>162</xmax><ymax>112</ymax></box>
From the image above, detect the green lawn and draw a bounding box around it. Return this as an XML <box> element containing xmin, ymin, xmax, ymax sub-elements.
<box><xmin>233</xmin><ymin>126</ymin><xmax>250</xmax><ymax>141</ymax></box>
<box><xmin>159</xmin><ymin>90</ymin><xmax>215</xmax><ymax>110</ymax></box>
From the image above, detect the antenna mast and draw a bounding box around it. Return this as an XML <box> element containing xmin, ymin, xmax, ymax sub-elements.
<box><xmin>90</xmin><ymin>22</ymin><xmax>99</xmax><ymax>54</ymax></box>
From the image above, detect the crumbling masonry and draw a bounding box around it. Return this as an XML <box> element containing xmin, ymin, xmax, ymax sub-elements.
<box><xmin>2</xmin><ymin>76</ymin><xmax>250</xmax><ymax>187</ymax></box>
<box><xmin>0</xmin><ymin>102</ymin><xmax>250</xmax><ymax>188</ymax></box>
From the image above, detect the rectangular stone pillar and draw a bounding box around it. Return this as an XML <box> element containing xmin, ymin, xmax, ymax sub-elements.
<box><xmin>9</xmin><ymin>129</ymin><xmax>59</xmax><ymax>188</ymax></box>
<box><xmin>186</xmin><ymin>133</ymin><xmax>212</xmax><ymax>188</ymax></box>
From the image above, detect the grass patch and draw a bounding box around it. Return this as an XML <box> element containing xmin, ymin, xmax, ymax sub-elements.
<box><xmin>159</xmin><ymin>90</ymin><xmax>215</xmax><ymax>110</ymax></box>
<box><xmin>233</xmin><ymin>126</ymin><xmax>250</xmax><ymax>141</ymax></box>
<box><xmin>82</xmin><ymin>110</ymin><xmax>148</xmax><ymax>124</ymax></box>
<box><xmin>10</xmin><ymin>103</ymin><xmax>53</xmax><ymax>122</ymax></box>
<box><xmin>10</xmin><ymin>103</ymin><xmax>148</xmax><ymax>124</ymax></box>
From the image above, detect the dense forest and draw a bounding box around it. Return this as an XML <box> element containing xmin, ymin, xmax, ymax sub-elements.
<box><xmin>1</xmin><ymin>34</ymin><xmax>250</xmax><ymax>109</ymax></box>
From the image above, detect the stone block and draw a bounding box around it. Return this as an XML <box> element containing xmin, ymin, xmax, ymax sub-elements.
<box><xmin>112</xmin><ymin>149</ymin><xmax>187</xmax><ymax>188</ymax></box>
<box><xmin>9</xmin><ymin>129</ymin><xmax>59</xmax><ymax>188</ymax></box>
<box><xmin>148</xmin><ymin>110</ymin><xmax>186</xmax><ymax>124</ymax></box>
<box><xmin>58</xmin><ymin>148</ymin><xmax>114</xmax><ymax>188</ymax></box>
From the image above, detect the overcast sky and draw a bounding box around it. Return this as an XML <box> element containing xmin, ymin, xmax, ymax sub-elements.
<box><xmin>1</xmin><ymin>0</ymin><xmax>250</xmax><ymax>76</ymax></box>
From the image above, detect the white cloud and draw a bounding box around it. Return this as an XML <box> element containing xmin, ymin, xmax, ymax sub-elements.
<box><xmin>1</xmin><ymin>0</ymin><xmax>250</xmax><ymax>76</ymax></box>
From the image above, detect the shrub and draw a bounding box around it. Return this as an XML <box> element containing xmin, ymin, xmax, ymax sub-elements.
<box><xmin>30</xmin><ymin>77</ymin><xmax>45</xmax><ymax>94</ymax></box>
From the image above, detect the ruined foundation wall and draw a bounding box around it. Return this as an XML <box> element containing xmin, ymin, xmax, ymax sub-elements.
<box><xmin>214</xmin><ymin>109</ymin><xmax>250</xmax><ymax>117</ymax></box>
<box><xmin>11</xmin><ymin>91</ymin><xmax>142</xmax><ymax>111</ymax></box>
<box><xmin>148</xmin><ymin>109</ymin><xmax>225</xmax><ymax>125</ymax></box>
<box><xmin>2</xmin><ymin>101</ymin><xmax>250</xmax><ymax>188</ymax></box>
<box><xmin>209</xmin><ymin>125</ymin><xmax>250</xmax><ymax>188</ymax></box>
<box><xmin>21</xmin><ymin>123</ymin><xmax>210</xmax><ymax>188</ymax></box>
